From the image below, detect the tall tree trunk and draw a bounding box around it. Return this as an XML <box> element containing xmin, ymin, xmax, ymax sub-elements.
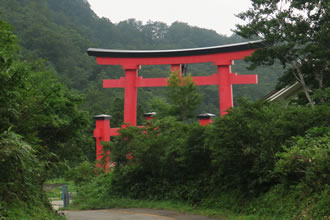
<box><xmin>292</xmin><ymin>62</ymin><xmax>315</xmax><ymax>107</ymax></box>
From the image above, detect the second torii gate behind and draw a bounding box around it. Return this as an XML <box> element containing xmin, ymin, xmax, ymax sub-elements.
<box><xmin>88</xmin><ymin>41</ymin><xmax>263</xmax><ymax>128</ymax></box>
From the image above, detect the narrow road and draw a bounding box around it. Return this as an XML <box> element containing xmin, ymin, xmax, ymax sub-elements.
<box><xmin>62</xmin><ymin>208</ymin><xmax>220</xmax><ymax>220</ymax></box>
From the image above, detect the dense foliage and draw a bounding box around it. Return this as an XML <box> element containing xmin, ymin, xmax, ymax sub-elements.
<box><xmin>0</xmin><ymin>21</ymin><xmax>91</xmax><ymax>165</ymax></box>
<box><xmin>235</xmin><ymin>0</ymin><xmax>330</xmax><ymax>106</ymax></box>
<box><xmin>74</xmin><ymin>101</ymin><xmax>330</xmax><ymax>218</ymax></box>
<box><xmin>0</xmin><ymin>20</ymin><xmax>89</xmax><ymax>219</ymax></box>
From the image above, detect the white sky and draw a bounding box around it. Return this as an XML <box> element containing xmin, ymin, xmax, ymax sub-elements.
<box><xmin>87</xmin><ymin>0</ymin><xmax>252</xmax><ymax>36</ymax></box>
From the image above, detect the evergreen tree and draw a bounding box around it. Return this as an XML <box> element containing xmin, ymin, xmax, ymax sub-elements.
<box><xmin>149</xmin><ymin>71</ymin><xmax>202</xmax><ymax>121</ymax></box>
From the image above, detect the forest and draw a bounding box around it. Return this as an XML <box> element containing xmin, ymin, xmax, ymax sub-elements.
<box><xmin>0</xmin><ymin>0</ymin><xmax>329</xmax><ymax>219</ymax></box>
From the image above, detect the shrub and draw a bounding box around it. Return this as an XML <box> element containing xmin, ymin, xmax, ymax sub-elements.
<box><xmin>0</xmin><ymin>131</ymin><xmax>42</xmax><ymax>203</ymax></box>
<box><xmin>65</xmin><ymin>161</ymin><xmax>103</xmax><ymax>186</ymax></box>
<box><xmin>72</xmin><ymin>173</ymin><xmax>113</xmax><ymax>209</ymax></box>
<box><xmin>103</xmin><ymin>117</ymin><xmax>212</xmax><ymax>202</ymax></box>
<box><xmin>208</xmin><ymin>100</ymin><xmax>330</xmax><ymax>195</ymax></box>
<box><xmin>275</xmin><ymin>127</ymin><xmax>330</xmax><ymax>190</ymax></box>
<box><xmin>76</xmin><ymin>100</ymin><xmax>330</xmax><ymax>218</ymax></box>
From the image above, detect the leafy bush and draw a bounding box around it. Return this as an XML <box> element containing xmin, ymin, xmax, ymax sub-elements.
<box><xmin>0</xmin><ymin>131</ymin><xmax>42</xmax><ymax>203</ymax></box>
<box><xmin>275</xmin><ymin>126</ymin><xmax>330</xmax><ymax>218</ymax></box>
<box><xmin>65</xmin><ymin>161</ymin><xmax>103</xmax><ymax>185</ymax></box>
<box><xmin>209</xmin><ymin>100</ymin><xmax>282</xmax><ymax>194</ymax></box>
<box><xmin>242</xmin><ymin>183</ymin><xmax>330</xmax><ymax>219</ymax></box>
<box><xmin>0</xmin><ymin>19</ymin><xmax>92</xmax><ymax>218</ymax></box>
<box><xmin>103</xmin><ymin>117</ymin><xmax>212</xmax><ymax>202</ymax></box>
<box><xmin>3</xmin><ymin>199</ymin><xmax>63</xmax><ymax>220</ymax></box>
<box><xmin>76</xmin><ymin>100</ymin><xmax>330</xmax><ymax>218</ymax></box>
<box><xmin>275</xmin><ymin>127</ymin><xmax>330</xmax><ymax>190</ymax></box>
<box><xmin>0</xmin><ymin>131</ymin><xmax>58</xmax><ymax>219</ymax></box>
<box><xmin>72</xmin><ymin>173</ymin><xmax>113</xmax><ymax>210</ymax></box>
<box><xmin>209</xmin><ymin>100</ymin><xmax>330</xmax><ymax>195</ymax></box>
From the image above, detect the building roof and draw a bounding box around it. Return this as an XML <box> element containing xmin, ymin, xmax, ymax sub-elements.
<box><xmin>264</xmin><ymin>82</ymin><xmax>302</xmax><ymax>102</ymax></box>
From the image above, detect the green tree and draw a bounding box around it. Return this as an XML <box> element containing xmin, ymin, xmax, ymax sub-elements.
<box><xmin>235</xmin><ymin>0</ymin><xmax>330</xmax><ymax>106</ymax></box>
<box><xmin>0</xmin><ymin>20</ymin><xmax>92</xmax><ymax>166</ymax></box>
<box><xmin>0</xmin><ymin>20</ymin><xmax>75</xmax><ymax>219</ymax></box>
<box><xmin>167</xmin><ymin>71</ymin><xmax>202</xmax><ymax>121</ymax></box>
<box><xmin>149</xmin><ymin>71</ymin><xmax>202</xmax><ymax>121</ymax></box>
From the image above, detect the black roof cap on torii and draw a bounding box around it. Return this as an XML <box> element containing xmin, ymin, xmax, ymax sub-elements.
<box><xmin>87</xmin><ymin>40</ymin><xmax>263</xmax><ymax>58</ymax></box>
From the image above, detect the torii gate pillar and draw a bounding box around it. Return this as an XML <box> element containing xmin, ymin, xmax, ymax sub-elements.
<box><xmin>93</xmin><ymin>114</ymin><xmax>111</xmax><ymax>170</ymax></box>
<box><xmin>217</xmin><ymin>63</ymin><xmax>233</xmax><ymax>115</ymax></box>
<box><xmin>123</xmin><ymin>66</ymin><xmax>139</xmax><ymax>126</ymax></box>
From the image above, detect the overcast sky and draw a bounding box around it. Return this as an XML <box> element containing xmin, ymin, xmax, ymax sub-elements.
<box><xmin>87</xmin><ymin>0</ymin><xmax>252</xmax><ymax>36</ymax></box>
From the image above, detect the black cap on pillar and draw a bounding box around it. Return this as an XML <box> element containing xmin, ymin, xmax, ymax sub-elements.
<box><xmin>197</xmin><ymin>113</ymin><xmax>216</xmax><ymax>119</ymax></box>
<box><xmin>198</xmin><ymin>113</ymin><xmax>216</xmax><ymax>126</ymax></box>
<box><xmin>144</xmin><ymin>112</ymin><xmax>157</xmax><ymax>117</ymax></box>
<box><xmin>93</xmin><ymin>114</ymin><xmax>112</xmax><ymax>120</ymax></box>
<box><xmin>144</xmin><ymin>112</ymin><xmax>156</xmax><ymax>121</ymax></box>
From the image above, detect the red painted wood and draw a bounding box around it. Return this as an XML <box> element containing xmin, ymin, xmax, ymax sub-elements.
<box><xmin>136</xmin><ymin>77</ymin><xmax>168</xmax><ymax>87</ymax></box>
<box><xmin>124</xmin><ymin>68</ymin><xmax>138</xmax><ymax>126</ymax></box>
<box><xmin>230</xmin><ymin>73</ymin><xmax>258</xmax><ymax>84</ymax></box>
<box><xmin>93</xmin><ymin>119</ymin><xmax>111</xmax><ymax>171</ymax></box>
<box><xmin>171</xmin><ymin>64</ymin><xmax>181</xmax><ymax>73</ymax></box>
<box><xmin>103</xmin><ymin>77</ymin><xmax>125</xmax><ymax>88</ymax></box>
<box><xmin>104</xmin><ymin>73</ymin><xmax>257</xmax><ymax>88</ymax></box>
<box><xmin>193</xmin><ymin>74</ymin><xmax>218</xmax><ymax>86</ymax></box>
<box><xmin>218</xmin><ymin>65</ymin><xmax>233</xmax><ymax>116</ymax></box>
<box><xmin>93</xmin><ymin>120</ymin><xmax>111</xmax><ymax>160</ymax></box>
<box><xmin>110</xmin><ymin>128</ymin><xmax>120</xmax><ymax>136</ymax></box>
<box><xmin>199</xmin><ymin>118</ymin><xmax>213</xmax><ymax>126</ymax></box>
<box><xmin>145</xmin><ymin>116</ymin><xmax>155</xmax><ymax>121</ymax></box>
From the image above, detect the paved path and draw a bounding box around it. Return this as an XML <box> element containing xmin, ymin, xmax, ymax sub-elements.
<box><xmin>62</xmin><ymin>208</ymin><xmax>221</xmax><ymax>220</ymax></box>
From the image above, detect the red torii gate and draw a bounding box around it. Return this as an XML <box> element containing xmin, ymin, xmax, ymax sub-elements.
<box><xmin>88</xmin><ymin>41</ymin><xmax>262</xmax><ymax>127</ymax></box>
<box><xmin>88</xmin><ymin>41</ymin><xmax>262</xmax><ymax>162</ymax></box>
